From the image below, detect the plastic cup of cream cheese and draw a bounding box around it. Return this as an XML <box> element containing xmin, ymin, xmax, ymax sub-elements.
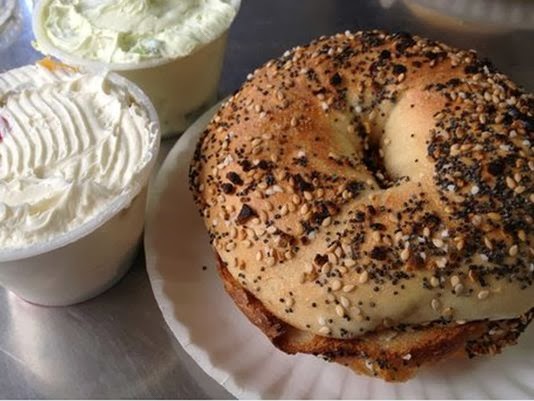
<box><xmin>0</xmin><ymin>62</ymin><xmax>161</xmax><ymax>306</ymax></box>
<box><xmin>33</xmin><ymin>0</ymin><xmax>241</xmax><ymax>137</ymax></box>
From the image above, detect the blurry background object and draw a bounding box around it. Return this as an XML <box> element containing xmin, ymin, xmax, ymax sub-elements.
<box><xmin>0</xmin><ymin>0</ymin><xmax>22</xmax><ymax>51</ymax></box>
<box><xmin>402</xmin><ymin>0</ymin><xmax>534</xmax><ymax>33</ymax></box>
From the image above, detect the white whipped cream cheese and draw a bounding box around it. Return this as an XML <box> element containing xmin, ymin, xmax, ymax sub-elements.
<box><xmin>38</xmin><ymin>0</ymin><xmax>239</xmax><ymax>64</ymax></box>
<box><xmin>0</xmin><ymin>64</ymin><xmax>158</xmax><ymax>249</ymax></box>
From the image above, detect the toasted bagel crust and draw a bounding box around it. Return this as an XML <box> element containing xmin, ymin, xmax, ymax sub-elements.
<box><xmin>218</xmin><ymin>256</ymin><xmax>533</xmax><ymax>381</ymax></box>
<box><xmin>190</xmin><ymin>30</ymin><xmax>533</xmax><ymax>379</ymax></box>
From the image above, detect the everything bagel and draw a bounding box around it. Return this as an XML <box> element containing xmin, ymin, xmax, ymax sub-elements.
<box><xmin>189</xmin><ymin>30</ymin><xmax>533</xmax><ymax>381</ymax></box>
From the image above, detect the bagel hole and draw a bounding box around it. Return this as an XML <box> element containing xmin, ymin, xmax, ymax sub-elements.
<box><xmin>361</xmin><ymin>130</ymin><xmax>394</xmax><ymax>189</ymax></box>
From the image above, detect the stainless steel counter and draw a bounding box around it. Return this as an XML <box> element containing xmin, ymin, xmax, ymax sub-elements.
<box><xmin>0</xmin><ymin>0</ymin><xmax>532</xmax><ymax>398</ymax></box>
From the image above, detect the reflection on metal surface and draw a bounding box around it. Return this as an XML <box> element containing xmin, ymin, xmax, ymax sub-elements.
<box><xmin>5</xmin><ymin>291</ymin><xmax>54</xmax><ymax>392</ymax></box>
<box><xmin>0</xmin><ymin>262</ymin><xmax>227</xmax><ymax>399</ymax></box>
<box><xmin>403</xmin><ymin>0</ymin><xmax>534</xmax><ymax>33</ymax></box>
<box><xmin>0</xmin><ymin>0</ymin><xmax>22</xmax><ymax>51</ymax></box>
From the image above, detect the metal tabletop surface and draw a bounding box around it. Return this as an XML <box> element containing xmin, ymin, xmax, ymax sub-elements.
<box><xmin>0</xmin><ymin>0</ymin><xmax>533</xmax><ymax>399</ymax></box>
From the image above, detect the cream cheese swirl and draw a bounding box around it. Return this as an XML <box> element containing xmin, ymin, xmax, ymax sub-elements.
<box><xmin>0</xmin><ymin>64</ymin><xmax>158</xmax><ymax>249</ymax></box>
<box><xmin>39</xmin><ymin>0</ymin><xmax>239</xmax><ymax>64</ymax></box>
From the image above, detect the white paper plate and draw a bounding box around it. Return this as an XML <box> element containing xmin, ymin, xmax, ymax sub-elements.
<box><xmin>145</xmin><ymin>102</ymin><xmax>534</xmax><ymax>399</ymax></box>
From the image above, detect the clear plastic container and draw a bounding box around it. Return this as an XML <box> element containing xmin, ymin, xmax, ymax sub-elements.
<box><xmin>32</xmin><ymin>0</ymin><xmax>241</xmax><ymax>137</ymax></box>
<box><xmin>0</xmin><ymin>72</ymin><xmax>161</xmax><ymax>306</ymax></box>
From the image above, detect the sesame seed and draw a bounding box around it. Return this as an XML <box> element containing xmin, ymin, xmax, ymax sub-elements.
<box><xmin>331</xmin><ymin>279</ymin><xmax>342</xmax><ymax>291</ymax></box>
<box><xmin>454</xmin><ymin>283</ymin><xmax>464</xmax><ymax>295</ymax></box>
<box><xmin>343</xmin><ymin>284</ymin><xmax>355</xmax><ymax>293</ymax></box>
<box><xmin>436</xmin><ymin>258</ymin><xmax>447</xmax><ymax>268</ymax></box>
<box><xmin>229</xmin><ymin>227</ymin><xmax>238</xmax><ymax>239</ymax></box>
<box><xmin>432</xmin><ymin>238</ymin><xmax>444</xmax><ymax>248</ymax></box>
<box><xmin>328</xmin><ymin>253</ymin><xmax>338</xmax><ymax>264</ymax></box>
<box><xmin>256</xmin><ymin>251</ymin><xmax>263</xmax><ymax>261</ymax></box>
<box><xmin>450</xmin><ymin>275</ymin><xmax>461</xmax><ymax>287</ymax></box>
<box><xmin>506</xmin><ymin>176</ymin><xmax>516</xmax><ymax>189</ymax></box>
<box><xmin>400</xmin><ymin>247</ymin><xmax>410</xmax><ymax>261</ymax></box>
<box><xmin>431</xmin><ymin>298</ymin><xmax>441</xmax><ymax>311</ymax></box>
<box><xmin>478</xmin><ymin>290</ymin><xmax>490</xmax><ymax>300</ymax></box>
<box><xmin>319</xmin><ymin>326</ymin><xmax>331</xmax><ymax>335</ymax></box>
<box><xmin>430</xmin><ymin>276</ymin><xmax>440</xmax><ymax>287</ymax></box>
<box><xmin>318</xmin><ymin>316</ymin><xmax>326</xmax><ymax>326</ymax></box>
<box><xmin>509</xmin><ymin>245</ymin><xmax>518</xmax><ymax>257</ymax></box>
<box><xmin>371</xmin><ymin>231</ymin><xmax>381</xmax><ymax>243</ymax></box>
<box><xmin>335</xmin><ymin>305</ymin><xmax>345</xmax><ymax>317</ymax></box>
<box><xmin>352</xmin><ymin>306</ymin><xmax>362</xmax><ymax>316</ymax></box>
<box><xmin>340</xmin><ymin>296</ymin><xmax>350</xmax><ymax>308</ymax></box>
<box><xmin>344</xmin><ymin>259</ymin><xmax>356</xmax><ymax>268</ymax></box>
<box><xmin>321</xmin><ymin>263</ymin><xmax>331</xmax><ymax>275</ymax></box>
<box><xmin>359</xmin><ymin>271</ymin><xmax>369</xmax><ymax>284</ymax></box>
